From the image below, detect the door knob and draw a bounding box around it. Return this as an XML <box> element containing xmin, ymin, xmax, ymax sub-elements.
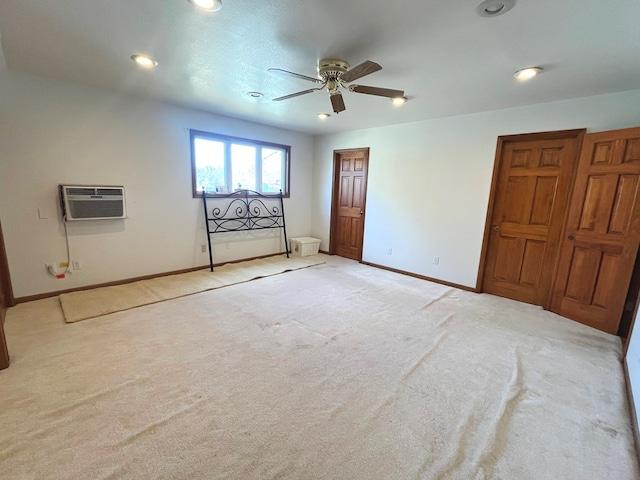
<box><xmin>492</xmin><ymin>225</ymin><xmax>500</xmax><ymax>232</ymax></box>
<box><xmin>360</xmin><ymin>211</ymin><xmax>364</xmax><ymax>216</ymax></box>
<box><xmin>568</xmin><ymin>235</ymin><xmax>574</xmax><ymax>240</ymax></box>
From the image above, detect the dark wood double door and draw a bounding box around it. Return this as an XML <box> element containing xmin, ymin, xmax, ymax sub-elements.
<box><xmin>482</xmin><ymin>127</ymin><xmax>640</xmax><ymax>334</ymax></box>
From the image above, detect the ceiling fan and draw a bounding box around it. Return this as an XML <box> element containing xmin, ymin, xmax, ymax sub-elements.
<box><xmin>268</xmin><ymin>59</ymin><xmax>404</xmax><ymax>114</ymax></box>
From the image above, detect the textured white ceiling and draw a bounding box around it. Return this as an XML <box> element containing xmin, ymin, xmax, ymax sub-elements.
<box><xmin>0</xmin><ymin>0</ymin><xmax>639</xmax><ymax>135</ymax></box>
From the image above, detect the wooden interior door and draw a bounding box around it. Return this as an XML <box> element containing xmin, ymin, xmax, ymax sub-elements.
<box><xmin>481</xmin><ymin>130</ymin><xmax>584</xmax><ymax>306</ymax></box>
<box><xmin>551</xmin><ymin>127</ymin><xmax>640</xmax><ymax>334</ymax></box>
<box><xmin>331</xmin><ymin>148</ymin><xmax>369</xmax><ymax>261</ymax></box>
<box><xmin>0</xmin><ymin>220</ymin><xmax>12</xmax><ymax>370</ymax></box>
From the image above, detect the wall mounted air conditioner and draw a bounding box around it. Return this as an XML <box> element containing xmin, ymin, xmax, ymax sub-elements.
<box><xmin>59</xmin><ymin>185</ymin><xmax>127</xmax><ymax>221</ymax></box>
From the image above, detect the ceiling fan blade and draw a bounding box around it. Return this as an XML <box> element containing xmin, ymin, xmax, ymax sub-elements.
<box><xmin>268</xmin><ymin>68</ymin><xmax>322</xmax><ymax>84</ymax></box>
<box><xmin>273</xmin><ymin>88</ymin><xmax>322</xmax><ymax>101</ymax></box>
<box><xmin>330</xmin><ymin>92</ymin><xmax>346</xmax><ymax>114</ymax></box>
<box><xmin>340</xmin><ymin>60</ymin><xmax>382</xmax><ymax>83</ymax></box>
<box><xmin>349</xmin><ymin>85</ymin><xmax>404</xmax><ymax>98</ymax></box>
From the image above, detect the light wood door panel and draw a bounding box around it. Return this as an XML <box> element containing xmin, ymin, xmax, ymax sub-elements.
<box><xmin>331</xmin><ymin>149</ymin><xmax>369</xmax><ymax>261</ymax></box>
<box><xmin>551</xmin><ymin>127</ymin><xmax>640</xmax><ymax>334</ymax></box>
<box><xmin>482</xmin><ymin>131</ymin><xmax>583</xmax><ymax>306</ymax></box>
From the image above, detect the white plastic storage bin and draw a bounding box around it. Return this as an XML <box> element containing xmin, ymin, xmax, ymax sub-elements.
<box><xmin>290</xmin><ymin>237</ymin><xmax>321</xmax><ymax>257</ymax></box>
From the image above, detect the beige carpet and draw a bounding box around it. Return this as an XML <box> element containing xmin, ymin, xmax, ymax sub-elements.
<box><xmin>1</xmin><ymin>255</ymin><xmax>638</xmax><ymax>479</ymax></box>
<box><xmin>59</xmin><ymin>254</ymin><xmax>325</xmax><ymax>323</ymax></box>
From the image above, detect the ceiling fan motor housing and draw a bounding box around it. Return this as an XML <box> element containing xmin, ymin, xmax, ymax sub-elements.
<box><xmin>318</xmin><ymin>59</ymin><xmax>350</xmax><ymax>83</ymax></box>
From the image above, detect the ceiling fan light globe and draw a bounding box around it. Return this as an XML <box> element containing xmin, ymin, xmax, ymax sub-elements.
<box><xmin>392</xmin><ymin>96</ymin><xmax>407</xmax><ymax>106</ymax></box>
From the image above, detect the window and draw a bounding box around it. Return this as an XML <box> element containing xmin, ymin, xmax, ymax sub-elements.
<box><xmin>190</xmin><ymin>130</ymin><xmax>290</xmax><ymax>197</ymax></box>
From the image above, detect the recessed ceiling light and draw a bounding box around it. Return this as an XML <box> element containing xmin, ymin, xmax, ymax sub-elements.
<box><xmin>247</xmin><ymin>91</ymin><xmax>263</xmax><ymax>98</ymax></box>
<box><xmin>188</xmin><ymin>0</ymin><xmax>222</xmax><ymax>12</ymax></box>
<box><xmin>392</xmin><ymin>96</ymin><xmax>407</xmax><ymax>106</ymax></box>
<box><xmin>131</xmin><ymin>55</ymin><xmax>158</xmax><ymax>68</ymax></box>
<box><xmin>476</xmin><ymin>0</ymin><xmax>515</xmax><ymax>17</ymax></box>
<box><xmin>317</xmin><ymin>113</ymin><xmax>331</xmax><ymax>120</ymax></box>
<box><xmin>514</xmin><ymin>67</ymin><xmax>543</xmax><ymax>81</ymax></box>
<box><xmin>485</xmin><ymin>4</ymin><xmax>504</xmax><ymax>13</ymax></box>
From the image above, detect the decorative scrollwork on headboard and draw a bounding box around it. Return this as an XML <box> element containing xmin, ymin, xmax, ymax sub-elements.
<box><xmin>202</xmin><ymin>189</ymin><xmax>289</xmax><ymax>271</ymax></box>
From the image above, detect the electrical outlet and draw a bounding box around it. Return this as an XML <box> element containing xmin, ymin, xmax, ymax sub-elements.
<box><xmin>72</xmin><ymin>260</ymin><xmax>82</xmax><ymax>270</ymax></box>
<box><xmin>433</xmin><ymin>257</ymin><xmax>440</xmax><ymax>265</ymax></box>
<box><xmin>45</xmin><ymin>263</ymin><xmax>54</xmax><ymax>271</ymax></box>
<box><xmin>387</xmin><ymin>248</ymin><xmax>392</xmax><ymax>255</ymax></box>
<box><xmin>201</xmin><ymin>244</ymin><xmax>207</xmax><ymax>253</ymax></box>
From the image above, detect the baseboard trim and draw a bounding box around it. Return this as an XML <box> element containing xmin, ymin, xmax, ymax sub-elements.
<box><xmin>14</xmin><ymin>251</ymin><xmax>289</xmax><ymax>304</ymax></box>
<box><xmin>359</xmin><ymin>261</ymin><xmax>477</xmax><ymax>293</ymax></box>
<box><xmin>624</xmin><ymin>358</ymin><xmax>640</xmax><ymax>465</ymax></box>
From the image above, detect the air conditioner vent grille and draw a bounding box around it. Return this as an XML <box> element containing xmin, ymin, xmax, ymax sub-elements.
<box><xmin>67</xmin><ymin>187</ymin><xmax>96</xmax><ymax>196</ymax></box>
<box><xmin>96</xmin><ymin>188</ymin><xmax>122</xmax><ymax>196</ymax></box>
<box><xmin>68</xmin><ymin>200</ymin><xmax>125</xmax><ymax>219</ymax></box>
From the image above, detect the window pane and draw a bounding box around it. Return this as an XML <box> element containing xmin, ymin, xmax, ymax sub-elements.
<box><xmin>190</xmin><ymin>130</ymin><xmax>290</xmax><ymax>197</ymax></box>
<box><xmin>262</xmin><ymin>148</ymin><xmax>284</xmax><ymax>193</ymax></box>
<box><xmin>194</xmin><ymin>138</ymin><xmax>225</xmax><ymax>193</ymax></box>
<box><xmin>231</xmin><ymin>144</ymin><xmax>256</xmax><ymax>191</ymax></box>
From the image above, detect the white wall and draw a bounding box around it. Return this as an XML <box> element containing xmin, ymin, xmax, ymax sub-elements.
<box><xmin>2</xmin><ymin>70</ymin><xmax>639</xmax><ymax>298</ymax></box>
<box><xmin>312</xmin><ymin>89</ymin><xmax>640</xmax><ymax>288</ymax></box>
<box><xmin>0</xmin><ymin>71</ymin><xmax>314</xmax><ymax>298</ymax></box>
